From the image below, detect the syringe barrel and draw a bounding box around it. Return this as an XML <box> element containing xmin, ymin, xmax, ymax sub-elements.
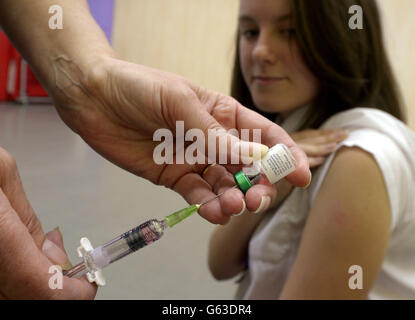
<box><xmin>89</xmin><ymin>219</ymin><xmax>166</xmax><ymax>270</ymax></box>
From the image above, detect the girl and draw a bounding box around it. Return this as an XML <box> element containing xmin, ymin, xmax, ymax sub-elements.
<box><xmin>208</xmin><ymin>0</ymin><xmax>415</xmax><ymax>299</ymax></box>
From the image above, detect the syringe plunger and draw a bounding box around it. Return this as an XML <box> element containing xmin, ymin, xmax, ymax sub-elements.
<box><xmin>64</xmin><ymin>219</ymin><xmax>167</xmax><ymax>284</ymax></box>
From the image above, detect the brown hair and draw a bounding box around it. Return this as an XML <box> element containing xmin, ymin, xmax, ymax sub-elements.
<box><xmin>231</xmin><ymin>0</ymin><xmax>406</xmax><ymax>129</ymax></box>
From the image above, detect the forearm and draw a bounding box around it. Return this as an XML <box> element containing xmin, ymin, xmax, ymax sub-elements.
<box><xmin>0</xmin><ymin>0</ymin><xmax>116</xmax><ymax>98</ymax></box>
<box><xmin>208</xmin><ymin>180</ymin><xmax>294</xmax><ymax>280</ymax></box>
<box><xmin>208</xmin><ymin>212</ymin><xmax>265</xmax><ymax>280</ymax></box>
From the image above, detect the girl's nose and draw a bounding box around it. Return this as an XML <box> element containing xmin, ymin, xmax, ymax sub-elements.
<box><xmin>252</xmin><ymin>31</ymin><xmax>279</xmax><ymax>65</ymax></box>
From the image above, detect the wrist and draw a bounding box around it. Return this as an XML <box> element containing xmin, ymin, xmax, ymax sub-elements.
<box><xmin>50</xmin><ymin>50</ymin><xmax>116</xmax><ymax>134</ymax></box>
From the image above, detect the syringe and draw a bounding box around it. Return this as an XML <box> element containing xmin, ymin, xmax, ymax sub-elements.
<box><xmin>63</xmin><ymin>174</ymin><xmax>262</xmax><ymax>285</ymax></box>
<box><xmin>63</xmin><ymin>142</ymin><xmax>298</xmax><ymax>285</ymax></box>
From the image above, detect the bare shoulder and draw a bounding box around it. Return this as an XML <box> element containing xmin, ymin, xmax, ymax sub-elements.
<box><xmin>280</xmin><ymin>146</ymin><xmax>391</xmax><ymax>299</ymax></box>
<box><xmin>314</xmin><ymin>146</ymin><xmax>390</xmax><ymax>219</ymax></box>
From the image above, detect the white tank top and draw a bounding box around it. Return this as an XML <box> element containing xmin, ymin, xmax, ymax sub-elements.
<box><xmin>235</xmin><ymin>107</ymin><xmax>415</xmax><ymax>300</ymax></box>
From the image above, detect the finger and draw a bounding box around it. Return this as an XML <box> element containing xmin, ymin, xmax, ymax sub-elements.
<box><xmin>172</xmin><ymin>173</ymin><xmax>230</xmax><ymax>224</ymax></box>
<box><xmin>244</xmin><ymin>183</ymin><xmax>277</xmax><ymax>214</ymax></box>
<box><xmin>290</xmin><ymin>129</ymin><xmax>334</xmax><ymax>140</ymax></box>
<box><xmin>176</xmin><ymin>88</ymin><xmax>269</xmax><ymax>166</ymax></box>
<box><xmin>234</xmin><ymin>106</ymin><xmax>311</xmax><ymax>188</ymax></box>
<box><xmin>309</xmin><ymin>157</ymin><xmax>326</xmax><ymax>168</ymax></box>
<box><xmin>197</xmin><ymin>162</ymin><xmax>269</xmax><ymax>217</ymax></box>
<box><xmin>202</xmin><ymin>164</ymin><xmax>235</xmax><ymax>194</ymax></box>
<box><xmin>217</xmin><ymin>187</ymin><xmax>246</xmax><ymax>217</ymax></box>
<box><xmin>186</xmin><ymin>86</ymin><xmax>310</xmax><ymax>187</ymax></box>
<box><xmin>197</xmin><ymin>164</ymin><xmax>253</xmax><ymax>217</ymax></box>
<box><xmin>0</xmin><ymin>188</ymin><xmax>96</xmax><ymax>299</ymax></box>
<box><xmin>45</xmin><ymin>227</ymin><xmax>65</xmax><ymax>252</ymax></box>
<box><xmin>299</xmin><ymin>130</ymin><xmax>348</xmax><ymax>145</ymax></box>
<box><xmin>300</xmin><ymin>143</ymin><xmax>338</xmax><ymax>157</ymax></box>
<box><xmin>0</xmin><ymin>148</ymin><xmax>45</xmax><ymax>247</ymax></box>
<box><xmin>199</xmin><ymin>164</ymin><xmax>276</xmax><ymax>217</ymax></box>
<box><xmin>43</xmin><ymin>228</ymin><xmax>72</xmax><ymax>270</ymax></box>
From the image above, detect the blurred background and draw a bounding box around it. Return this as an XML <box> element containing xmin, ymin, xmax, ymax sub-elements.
<box><xmin>0</xmin><ymin>0</ymin><xmax>414</xmax><ymax>299</ymax></box>
<box><xmin>111</xmin><ymin>0</ymin><xmax>415</xmax><ymax>128</ymax></box>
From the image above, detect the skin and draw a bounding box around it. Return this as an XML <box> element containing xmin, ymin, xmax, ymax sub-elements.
<box><xmin>238</xmin><ymin>0</ymin><xmax>320</xmax><ymax>115</ymax></box>
<box><xmin>0</xmin><ymin>0</ymin><xmax>312</xmax><ymax>299</ymax></box>
<box><xmin>208</xmin><ymin>0</ymin><xmax>391</xmax><ymax>299</ymax></box>
<box><xmin>0</xmin><ymin>147</ymin><xmax>96</xmax><ymax>299</ymax></box>
<box><xmin>280</xmin><ymin>147</ymin><xmax>390</xmax><ymax>299</ymax></box>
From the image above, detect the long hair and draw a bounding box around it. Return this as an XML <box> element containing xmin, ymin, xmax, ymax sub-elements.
<box><xmin>231</xmin><ymin>0</ymin><xmax>406</xmax><ymax>129</ymax></box>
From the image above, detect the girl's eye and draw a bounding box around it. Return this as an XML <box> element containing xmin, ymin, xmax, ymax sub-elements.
<box><xmin>280</xmin><ymin>28</ymin><xmax>296</xmax><ymax>38</ymax></box>
<box><xmin>242</xmin><ymin>30</ymin><xmax>259</xmax><ymax>40</ymax></box>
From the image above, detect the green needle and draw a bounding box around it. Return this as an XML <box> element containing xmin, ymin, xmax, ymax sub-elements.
<box><xmin>165</xmin><ymin>204</ymin><xmax>200</xmax><ymax>228</ymax></box>
<box><xmin>165</xmin><ymin>175</ymin><xmax>260</xmax><ymax>228</ymax></box>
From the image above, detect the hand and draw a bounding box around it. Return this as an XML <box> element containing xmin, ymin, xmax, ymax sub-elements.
<box><xmin>0</xmin><ymin>147</ymin><xmax>97</xmax><ymax>299</ymax></box>
<box><xmin>290</xmin><ymin>129</ymin><xmax>349</xmax><ymax>168</ymax></box>
<box><xmin>51</xmin><ymin>56</ymin><xmax>311</xmax><ymax>225</ymax></box>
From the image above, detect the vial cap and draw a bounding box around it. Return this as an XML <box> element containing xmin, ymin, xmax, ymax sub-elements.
<box><xmin>234</xmin><ymin>171</ymin><xmax>252</xmax><ymax>194</ymax></box>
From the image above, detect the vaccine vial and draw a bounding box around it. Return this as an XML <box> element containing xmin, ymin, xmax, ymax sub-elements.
<box><xmin>233</xmin><ymin>144</ymin><xmax>297</xmax><ymax>193</ymax></box>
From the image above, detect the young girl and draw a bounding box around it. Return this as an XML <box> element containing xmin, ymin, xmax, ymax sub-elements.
<box><xmin>208</xmin><ymin>0</ymin><xmax>415</xmax><ymax>299</ymax></box>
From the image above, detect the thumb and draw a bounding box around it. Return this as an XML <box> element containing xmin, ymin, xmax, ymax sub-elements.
<box><xmin>42</xmin><ymin>228</ymin><xmax>72</xmax><ymax>271</ymax></box>
<box><xmin>206</xmin><ymin>125</ymin><xmax>269</xmax><ymax>165</ymax></box>
<box><xmin>178</xmin><ymin>97</ymin><xmax>269</xmax><ymax>166</ymax></box>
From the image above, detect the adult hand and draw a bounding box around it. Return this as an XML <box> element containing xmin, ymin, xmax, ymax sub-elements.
<box><xmin>0</xmin><ymin>0</ymin><xmax>310</xmax><ymax>225</ymax></box>
<box><xmin>0</xmin><ymin>147</ymin><xmax>97</xmax><ymax>299</ymax></box>
<box><xmin>51</xmin><ymin>56</ymin><xmax>311</xmax><ymax>225</ymax></box>
<box><xmin>203</xmin><ymin>128</ymin><xmax>349</xmax><ymax>219</ymax></box>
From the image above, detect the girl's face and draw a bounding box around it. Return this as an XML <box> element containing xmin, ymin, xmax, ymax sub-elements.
<box><xmin>239</xmin><ymin>0</ymin><xmax>320</xmax><ymax>117</ymax></box>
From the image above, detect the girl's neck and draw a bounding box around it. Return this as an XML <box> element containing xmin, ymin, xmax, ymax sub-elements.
<box><xmin>279</xmin><ymin>105</ymin><xmax>309</xmax><ymax>122</ymax></box>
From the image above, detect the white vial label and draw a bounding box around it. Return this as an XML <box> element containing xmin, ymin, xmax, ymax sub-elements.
<box><xmin>259</xmin><ymin>144</ymin><xmax>296</xmax><ymax>184</ymax></box>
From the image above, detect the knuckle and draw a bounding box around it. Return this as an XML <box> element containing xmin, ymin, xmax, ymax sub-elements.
<box><xmin>0</xmin><ymin>148</ymin><xmax>17</xmax><ymax>172</ymax></box>
<box><xmin>211</xmin><ymin>104</ymin><xmax>235</xmax><ymax>127</ymax></box>
<box><xmin>24</xmin><ymin>211</ymin><xmax>43</xmax><ymax>237</ymax></box>
<box><xmin>179</xmin><ymin>85</ymin><xmax>197</xmax><ymax>102</ymax></box>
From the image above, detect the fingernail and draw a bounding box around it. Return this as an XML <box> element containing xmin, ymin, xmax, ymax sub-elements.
<box><xmin>60</xmin><ymin>262</ymin><xmax>73</xmax><ymax>271</ymax></box>
<box><xmin>233</xmin><ymin>198</ymin><xmax>247</xmax><ymax>216</ymax></box>
<box><xmin>234</xmin><ymin>141</ymin><xmax>269</xmax><ymax>164</ymax></box>
<box><xmin>42</xmin><ymin>238</ymin><xmax>72</xmax><ymax>269</ymax></box>
<box><xmin>55</xmin><ymin>227</ymin><xmax>72</xmax><ymax>270</ymax></box>
<box><xmin>253</xmin><ymin>196</ymin><xmax>271</xmax><ymax>214</ymax></box>
<box><xmin>301</xmin><ymin>171</ymin><xmax>313</xmax><ymax>189</ymax></box>
<box><xmin>257</xmin><ymin>144</ymin><xmax>269</xmax><ymax>157</ymax></box>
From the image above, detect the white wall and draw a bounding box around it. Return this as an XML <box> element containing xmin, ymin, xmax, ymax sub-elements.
<box><xmin>378</xmin><ymin>0</ymin><xmax>415</xmax><ymax>128</ymax></box>
<box><xmin>113</xmin><ymin>0</ymin><xmax>239</xmax><ymax>94</ymax></box>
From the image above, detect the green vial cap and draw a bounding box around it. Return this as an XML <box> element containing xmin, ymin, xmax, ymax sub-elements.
<box><xmin>234</xmin><ymin>171</ymin><xmax>253</xmax><ymax>194</ymax></box>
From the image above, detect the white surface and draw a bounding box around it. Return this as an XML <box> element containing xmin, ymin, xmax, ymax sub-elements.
<box><xmin>0</xmin><ymin>103</ymin><xmax>238</xmax><ymax>299</ymax></box>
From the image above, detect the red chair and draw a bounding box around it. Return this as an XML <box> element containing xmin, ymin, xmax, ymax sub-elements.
<box><xmin>0</xmin><ymin>30</ymin><xmax>50</xmax><ymax>103</ymax></box>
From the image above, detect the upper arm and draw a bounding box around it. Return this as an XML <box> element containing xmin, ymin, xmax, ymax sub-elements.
<box><xmin>279</xmin><ymin>146</ymin><xmax>391</xmax><ymax>299</ymax></box>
